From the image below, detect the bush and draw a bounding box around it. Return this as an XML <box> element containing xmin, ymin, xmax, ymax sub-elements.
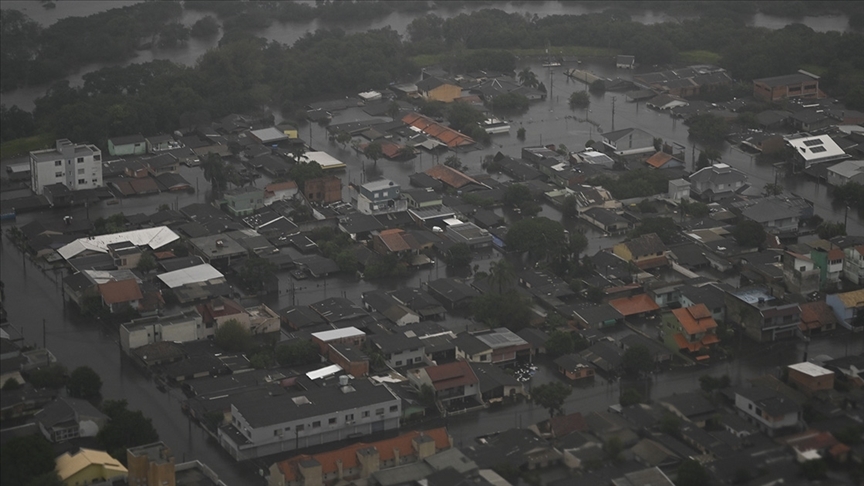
<box><xmin>27</xmin><ymin>364</ymin><xmax>68</xmax><ymax>389</ymax></box>
<box><xmin>444</xmin><ymin>243</ymin><xmax>473</xmax><ymax>268</ymax></box>
<box><xmin>67</xmin><ymin>366</ymin><xmax>102</xmax><ymax>400</ymax></box>
<box><xmin>276</xmin><ymin>339</ymin><xmax>320</xmax><ymax>366</ymax></box>
<box><xmin>569</xmin><ymin>91</ymin><xmax>590</xmax><ymax>108</ymax></box>
<box><xmin>214</xmin><ymin>319</ymin><xmax>253</xmax><ymax>352</ymax></box>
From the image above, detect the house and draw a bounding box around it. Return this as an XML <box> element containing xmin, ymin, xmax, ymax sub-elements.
<box><xmin>444</xmin><ymin>222</ymin><xmax>492</xmax><ymax>249</ymax></box>
<box><xmin>453</xmin><ymin>333</ymin><xmax>493</xmax><ymax>364</ymax></box>
<box><xmin>734</xmin><ymin>386</ymin><xmax>802</xmax><ymax>436</ymax></box>
<box><xmin>362</xmin><ymin>291</ymin><xmax>419</xmax><ymax>326</ymax></box>
<box><xmin>145</xmin><ymin>134</ymin><xmax>177</xmax><ymax>152</ymax></box>
<box><xmin>645</xmin><ymin>151</ymin><xmax>683</xmax><ymax>170</ymax></box>
<box><xmin>408</xmin><ymin>359</ymin><xmax>481</xmax><ymax>410</ymax></box>
<box><xmin>355</xmin><ymin>179</ymin><xmax>407</xmax><ymax>215</ymax></box>
<box><xmin>472</xmin><ymin>362</ymin><xmax>525</xmax><ymax>404</ymax></box>
<box><xmin>310</xmin><ymin>327</ymin><xmax>366</xmax><ymax>355</ymax></box>
<box><xmin>30</xmin><ymin>139</ymin><xmax>103</xmax><ymax>195</ymax></box>
<box><xmin>782</xmin><ymin>251</ymin><xmax>820</xmax><ymax>294</ymax></box>
<box><xmin>613</xmin><ymin>233</ymin><xmax>669</xmax><ymax>270</ymax></box>
<box><xmin>578</xmin><ymin>341</ymin><xmax>623</xmax><ymax>374</ymax></box>
<box><xmin>787</xmin><ymin>362</ymin><xmax>834</xmax><ymax>395</ymax></box>
<box><xmin>55</xmin><ymin>448</ymin><xmax>128</xmax><ymax>486</ymax></box>
<box><xmin>580</xmin><ymin>207</ymin><xmax>631</xmax><ymax>234</ymax></box>
<box><xmin>403</xmin><ymin>113</ymin><xmax>475</xmax><ymax>148</ymax></box>
<box><xmin>634</xmin><ymin>65</ymin><xmax>733</xmax><ymax>97</ymax></box>
<box><xmin>613</xmin><ymin>467</ymin><xmax>675</xmax><ymax>486</ymax></box>
<box><xmin>189</xmin><ymin>234</ymin><xmax>247</xmax><ymax>267</ymax></box>
<box><xmin>620</xmin><ymin>333</ymin><xmax>673</xmax><ymax>364</ymax></box>
<box><xmin>416</xmin><ymin>77</ymin><xmax>462</xmax><ymax>103</ymax></box>
<box><xmin>98</xmin><ymin>279</ymin><xmax>143</xmax><ymax>313</ymax></box>
<box><xmin>787</xmin><ymin>134</ymin><xmax>849</xmax><ymax>169</ymax></box>
<box><xmin>667</xmin><ymin>179</ymin><xmax>690</xmax><ymax>201</ymax></box>
<box><xmin>726</xmin><ymin>287</ymin><xmax>801</xmax><ymax>342</ymax></box>
<box><xmin>664</xmin><ymin>304</ymin><xmax>719</xmax><ymax>357</ymax></box>
<box><xmin>753</xmin><ymin>71</ymin><xmax>820</xmax><ymax>101</ymax></box>
<box><xmin>798</xmin><ymin>301</ymin><xmax>838</xmax><ymax>334</ymax></box>
<box><xmin>826</xmin><ymin>289</ymin><xmax>864</xmax><ymax>332</ymax></box>
<box><xmin>616</xmin><ymin>55</ymin><xmax>635</xmax><ymax>69</ymax></box>
<box><xmin>264</xmin><ymin>181</ymin><xmax>298</xmax><ymax>205</ymax></box>
<box><xmin>108</xmin><ymin>134</ymin><xmax>147</xmax><ymax>156</ymax></box>
<box><xmin>601</xmin><ymin>128</ymin><xmax>656</xmax><ymax>156</ymax></box>
<box><xmin>843</xmin><ymin>245</ymin><xmax>864</xmax><ymax>285</ymax></box>
<box><xmin>119</xmin><ymin>309</ymin><xmax>204</xmax><ymax>353</ymax></box>
<box><xmin>57</xmin><ymin>226</ymin><xmax>179</xmax><ymax>262</ymax></box>
<box><xmin>555</xmin><ymin>354</ymin><xmax>595</xmax><ymax>381</ymax></box>
<box><xmin>425</xmin><ymin>278</ymin><xmax>480</xmax><ymax>310</ymax></box>
<box><xmin>464</xmin><ymin>428</ymin><xmax>563</xmax><ymax>471</ymax></box>
<box><xmin>689</xmin><ymin>163</ymin><xmax>747</xmax><ymax>202</ymax></box>
<box><xmin>733</xmin><ymin>195</ymin><xmax>813</xmax><ymax>235</ymax></box>
<box><xmin>660</xmin><ymin>392</ymin><xmax>718</xmax><ymax>427</ymax></box>
<box><xmin>572</xmin><ymin>304</ymin><xmax>625</xmax><ymax>329</ymax></box>
<box><xmin>780</xmin><ymin>430</ymin><xmax>850</xmax><ymax>464</ymax></box>
<box><xmin>802</xmin><ymin>243</ymin><xmax>844</xmax><ymax>289</ymax></box>
<box><xmin>369</xmin><ymin>333</ymin><xmax>425</xmax><ymax>369</ymax></box>
<box><xmin>218</xmin><ymin>378</ymin><xmax>402</xmax><ymax>460</ymax></box>
<box><xmin>326</xmin><ymin>344</ymin><xmax>369</xmax><ymax>378</ymax></box>
<box><xmin>304</xmin><ymin>175</ymin><xmax>342</xmax><ymax>204</ymax></box>
<box><xmin>424</xmin><ymin>164</ymin><xmax>488</xmax><ymax>192</ymax></box>
<box><xmin>143</xmin><ymin>153</ymin><xmax>180</xmax><ymax>174</ymax></box>
<box><xmin>107</xmin><ymin>240</ymin><xmax>142</xmax><ymax>269</ymax></box>
<box><xmin>826</xmin><ymin>159</ymin><xmax>864</xmax><ymax>187</ymax></box>
<box><xmin>35</xmin><ymin>397</ymin><xmax>108</xmax><ymax>443</ymax></box>
<box><xmin>824</xmin><ymin>355</ymin><xmax>864</xmax><ymax>388</ymax></box>
<box><xmin>372</xmin><ymin>229</ymin><xmax>422</xmax><ymax>257</ymax></box>
<box><xmin>403</xmin><ymin>188</ymin><xmax>443</xmax><ymax>209</ymax></box>
<box><xmin>267</xmin><ymin>428</ymin><xmax>452</xmax><ymax>486</ymax></box>
<box><xmin>470</xmin><ymin>328</ymin><xmax>531</xmax><ymax>364</ymax></box>
<box><xmin>222</xmin><ymin>186</ymin><xmax>265</xmax><ymax>217</ymax></box>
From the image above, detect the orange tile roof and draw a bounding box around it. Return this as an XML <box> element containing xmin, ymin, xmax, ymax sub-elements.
<box><xmin>799</xmin><ymin>301</ymin><xmax>837</xmax><ymax>329</ymax></box>
<box><xmin>608</xmin><ymin>293</ymin><xmax>660</xmax><ymax>316</ymax></box>
<box><xmin>673</xmin><ymin>333</ymin><xmax>701</xmax><ymax>352</ymax></box>
<box><xmin>424</xmin><ymin>164</ymin><xmax>483</xmax><ymax>190</ymax></box>
<box><xmin>671</xmin><ymin>304</ymin><xmax>718</xmax><ymax>336</ymax></box>
<box><xmin>425</xmin><ymin>359</ymin><xmax>478</xmax><ymax>391</ymax></box>
<box><xmin>701</xmin><ymin>334</ymin><xmax>720</xmax><ymax>345</ymax></box>
<box><xmin>646</xmin><ymin>152</ymin><xmax>674</xmax><ymax>168</ymax></box>
<box><xmin>98</xmin><ymin>279</ymin><xmax>143</xmax><ymax>305</ymax></box>
<box><xmin>266</xmin><ymin>181</ymin><xmax>297</xmax><ymax>192</ymax></box>
<box><xmin>402</xmin><ymin>113</ymin><xmax>474</xmax><ymax>148</ymax></box>
<box><xmin>275</xmin><ymin>428</ymin><xmax>451</xmax><ymax>481</ymax></box>
<box><xmin>378</xmin><ymin>229</ymin><xmax>414</xmax><ymax>252</ymax></box>
<box><xmin>827</xmin><ymin>248</ymin><xmax>844</xmax><ymax>260</ymax></box>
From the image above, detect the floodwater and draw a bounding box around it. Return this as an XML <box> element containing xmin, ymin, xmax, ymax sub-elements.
<box><xmin>0</xmin><ymin>1</ymin><xmax>854</xmax><ymax>110</ymax></box>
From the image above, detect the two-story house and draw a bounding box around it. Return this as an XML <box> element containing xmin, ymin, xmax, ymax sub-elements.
<box><xmin>612</xmin><ymin>233</ymin><xmax>669</xmax><ymax>270</ymax></box>
<box><xmin>842</xmin><ymin>245</ymin><xmax>864</xmax><ymax>285</ymax></box>
<box><xmin>725</xmin><ymin>287</ymin><xmax>801</xmax><ymax>342</ymax></box>
<box><xmin>35</xmin><ymin>397</ymin><xmax>108</xmax><ymax>443</ymax></box>
<box><xmin>223</xmin><ymin>186</ymin><xmax>266</xmax><ymax>217</ymax></box>
<box><xmin>218</xmin><ymin>378</ymin><xmax>401</xmax><ymax>460</ymax></box>
<box><xmin>355</xmin><ymin>179</ymin><xmax>408</xmax><ymax>215</ymax></box>
<box><xmin>689</xmin><ymin>163</ymin><xmax>747</xmax><ymax>202</ymax></box>
<box><xmin>809</xmin><ymin>245</ymin><xmax>844</xmax><ymax>288</ymax></box>
<box><xmin>664</xmin><ymin>304</ymin><xmax>719</xmax><ymax>357</ymax></box>
<box><xmin>408</xmin><ymin>360</ymin><xmax>481</xmax><ymax>410</ymax></box>
<box><xmin>826</xmin><ymin>289</ymin><xmax>864</xmax><ymax>333</ymax></box>
<box><xmin>601</xmin><ymin>128</ymin><xmax>656</xmax><ymax>156</ymax></box>
<box><xmin>369</xmin><ymin>333</ymin><xmax>425</xmax><ymax>369</ymax></box>
<box><xmin>825</xmin><ymin>160</ymin><xmax>864</xmax><ymax>187</ymax></box>
<box><xmin>108</xmin><ymin>134</ymin><xmax>147</xmax><ymax>156</ymax></box>
<box><xmin>416</xmin><ymin>77</ymin><xmax>462</xmax><ymax>103</ymax></box>
<box><xmin>30</xmin><ymin>139</ymin><xmax>103</xmax><ymax>195</ymax></box>
<box><xmin>734</xmin><ymin>386</ymin><xmax>802</xmax><ymax>436</ymax></box>
<box><xmin>782</xmin><ymin>251</ymin><xmax>821</xmax><ymax>295</ymax></box>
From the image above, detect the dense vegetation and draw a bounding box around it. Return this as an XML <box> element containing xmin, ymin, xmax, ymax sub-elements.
<box><xmin>2</xmin><ymin>2</ymin><xmax>864</xmax><ymax>147</ymax></box>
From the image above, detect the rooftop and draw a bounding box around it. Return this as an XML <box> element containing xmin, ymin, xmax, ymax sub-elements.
<box><xmin>787</xmin><ymin>362</ymin><xmax>833</xmax><ymax>378</ymax></box>
<box><xmin>58</xmin><ymin>227</ymin><xmax>179</xmax><ymax>260</ymax></box>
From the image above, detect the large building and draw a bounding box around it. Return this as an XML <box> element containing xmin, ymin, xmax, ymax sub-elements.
<box><xmin>725</xmin><ymin>287</ymin><xmax>801</xmax><ymax>342</ymax></box>
<box><xmin>30</xmin><ymin>139</ymin><xmax>103</xmax><ymax>195</ymax></box>
<box><xmin>753</xmin><ymin>72</ymin><xmax>820</xmax><ymax>102</ymax></box>
<box><xmin>218</xmin><ymin>377</ymin><xmax>401</xmax><ymax>460</ymax></box>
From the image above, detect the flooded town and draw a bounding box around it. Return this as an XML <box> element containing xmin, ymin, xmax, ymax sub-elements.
<box><xmin>1</xmin><ymin>2</ymin><xmax>863</xmax><ymax>486</ymax></box>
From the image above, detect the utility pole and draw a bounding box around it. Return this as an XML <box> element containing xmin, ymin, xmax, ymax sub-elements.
<box><xmin>611</xmin><ymin>96</ymin><xmax>617</xmax><ymax>132</ymax></box>
<box><xmin>845</xmin><ymin>205</ymin><xmax>850</xmax><ymax>229</ymax></box>
<box><xmin>42</xmin><ymin>318</ymin><xmax>46</xmax><ymax>349</ymax></box>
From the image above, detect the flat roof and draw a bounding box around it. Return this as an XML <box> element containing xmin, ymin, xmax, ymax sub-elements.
<box><xmin>304</xmin><ymin>151</ymin><xmax>347</xmax><ymax>170</ymax></box>
<box><xmin>157</xmin><ymin>264</ymin><xmax>224</xmax><ymax>289</ymax></box>
<box><xmin>311</xmin><ymin>327</ymin><xmax>365</xmax><ymax>341</ymax></box>
<box><xmin>250</xmin><ymin>127</ymin><xmax>289</xmax><ymax>143</ymax></box>
<box><xmin>306</xmin><ymin>364</ymin><xmax>342</xmax><ymax>380</ymax></box>
<box><xmin>788</xmin><ymin>362</ymin><xmax>833</xmax><ymax>378</ymax></box>
<box><xmin>731</xmin><ymin>287</ymin><xmax>775</xmax><ymax>305</ymax></box>
<box><xmin>58</xmin><ymin>227</ymin><xmax>179</xmax><ymax>260</ymax></box>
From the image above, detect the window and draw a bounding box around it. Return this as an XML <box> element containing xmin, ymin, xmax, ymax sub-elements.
<box><xmin>362</xmin><ymin>411</ymin><xmax>370</xmax><ymax>418</ymax></box>
<box><xmin>312</xmin><ymin>421</ymin><xmax>321</xmax><ymax>428</ymax></box>
<box><xmin>395</xmin><ymin>360</ymin><xmax>403</xmax><ymax>366</ymax></box>
<box><xmin>78</xmin><ymin>168</ymin><xmax>85</xmax><ymax>174</ymax></box>
<box><xmin>414</xmin><ymin>357</ymin><xmax>422</xmax><ymax>363</ymax></box>
<box><xmin>389</xmin><ymin>405</ymin><xmax>398</xmax><ymax>412</ymax></box>
<box><xmin>296</xmin><ymin>424</ymin><xmax>305</xmax><ymax>431</ymax></box>
<box><xmin>77</xmin><ymin>157</ymin><xmax>84</xmax><ymax>163</ymax></box>
<box><xmin>329</xmin><ymin>417</ymin><xmax>336</xmax><ymax>425</ymax></box>
<box><xmin>375</xmin><ymin>408</ymin><xmax>384</xmax><ymax>416</ymax></box>
<box><xmin>345</xmin><ymin>414</ymin><xmax>354</xmax><ymax>421</ymax></box>
<box><xmin>92</xmin><ymin>179</ymin><xmax>98</xmax><ymax>183</ymax></box>
<box><xmin>55</xmin><ymin>172</ymin><xmax>63</xmax><ymax>178</ymax></box>
<box><xmin>54</xmin><ymin>160</ymin><xmax>62</xmax><ymax>166</ymax></box>
<box><xmin>78</xmin><ymin>179</ymin><xmax>86</xmax><ymax>184</ymax></box>
<box><xmin>94</xmin><ymin>154</ymin><xmax>101</xmax><ymax>161</ymax></box>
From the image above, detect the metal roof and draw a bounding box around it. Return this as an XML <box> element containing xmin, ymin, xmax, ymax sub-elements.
<box><xmin>311</xmin><ymin>327</ymin><xmax>365</xmax><ymax>342</ymax></box>
<box><xmin>156</xmin><ymin>264</ymin><xmax>224</xmax><ymax>289</ymax></box>
<box><xmin>58</xmin><ymin>226</ymin><xmax>179</xmax><ymax>260</ymax></box>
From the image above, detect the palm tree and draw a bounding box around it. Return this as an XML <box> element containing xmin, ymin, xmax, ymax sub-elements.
<box><xmin>487</xmin><ymin>259</ymin><xmax>516</xmax><ymax>294</ymax></box>
<box><xmin>518</xmin><ymin>68</ymin><xmax>539</xmax><ymax>88</ymax></box>
<box><xmin>201</xmin><ymin>153</ymin><xmax>226</xmax><ymax>197</ymax></box>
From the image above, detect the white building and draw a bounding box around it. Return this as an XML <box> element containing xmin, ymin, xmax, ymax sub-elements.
<box><xmin>30</xmin><ymin>139</ymin><xmax>102</xmax><ymax>195</ymax></box>
<box><xmin>734</xmin><ymin>387</ymin><xmax>801</xmax><ymax>436</ymax></box>
<box><xmin>119</xmin><ymin>309</ymin><xmax>204</xmax><ymax>353</ymax></box>
<box><xmin>355</xmin><ymin>179</ymin><xmax>407</xmax><ymax>215</ymax></box>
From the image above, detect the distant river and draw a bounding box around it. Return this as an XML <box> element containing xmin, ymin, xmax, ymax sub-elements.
<box><xmin>0</xmin><ymin>1</ymin><xmax>853</xmax><ymax>110</ymax></box>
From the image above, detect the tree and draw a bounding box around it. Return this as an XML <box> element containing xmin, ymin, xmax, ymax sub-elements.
<box><xmin>446</xmin><ymin>102</ymin><xmax>485</xmax><ymax>132</ymax></box>
<box><xmin>287</xmin><ymin>161</ymin><xmax>323</xmax><ymax>192</ymax></box>
<box><xmin>629</xmin><ymin>218</ymin><xmax>677</xmax><ymax>244</ymax></box>
<box><xmin>699</xmin><ymin>374</ymin><xmax>731</xmax><ymax>393</ymax></box>
<box><xmin>2</xmin><ymin>377</ymin><xmax>21</xmax><ymax>390</ymax></box>
<box><xmin>491</xmin><ymin>93</ymin><xmax>530</xmax><ymax>113</ymax></box>
<box><xmin>487</xmin><ymin>259</ymin><xmax>516</xmax><ymax>294</ymax></box>
<box><xmin>604</xmin><ymin>436</ymin><xmax>623</xmax><ymax>462</ymax></box>
<box><xmin>679</xmin><ymin>199</ymin><xmax>709</xmax><ymax>219</ymax></box>
<box><xmin>816</xmin><ymin>221</ymin><xmax>846</xmax><ymax>239</ymax></box>
<box><xmin>335</xmin><ymin>130</ymin><xmax>352</xmax><ymax>148</ymax></box>
<box><xmin>589</xmin><ymin>79</ymin><xmax>606</xmax><ymax>93</ymax></box>
<box><xmin>136</xmin><ymin>252</ymin><xmax>156</xmax><ymax>273</ymax></box>
<box><xmin>239</xmin><ymin>256</ymin><xmax>276</xmax><ymax>293</ymax></box>
<box><xmin>363</xmin><ymin>141</ymin><xmax>384</xmax><ymax>167</ymax></box>
<box><xmin>201</xmin><ymin>153</ymin><xmax>227</xmax><ymax>196</ymax></box>
<box><xmin>762</xmin><ymin>182</ymin><xmax>784</xmax><ymax>196</ymax></box>
<box><xmin>0</xmin><ymin>435</ymin><xmax>57</xmax><ymax>486</ymax></box>
<box><xmin>569</xmin><ymin>91</ymin><xmax>590</xmax><ymax>108</ymax></box>
<box><xmin>444</xmin><ymin>154</ymin><xmax>463</xmax><ymax>170</ymax></box>
<box><xmin>622</xmin><ymin>345</ymin><xmax>654</xmax><ymax>376</ymax></box>
<box><xmin>517</xmin><ymin>127</ymin><xmax>526</xmax><ymax>141</ymax></box>
<box><xmin>25</xmin><ymin>472</ymin><xmax>63</xmax><ymax>486</ymax></box>
<box><xmin>27</xmin><ymin>363</ymin><xmax>67</xmax><ymax>389</ymax></box>
<box><xmin>731</xmin><ymin>220</ymin><xmax>766</xmax><ymax>248</ymax></box>
<box><xmin>67</xmin><ymin>366</ymin><xmax>102</xmax><ymax>401</ymax></box>
<box><xmin>619</xmin><ymin>388</ymin><xmax>644</xmax><ymax>406</ymax></box>
<box><xmin>518</xmin><ymin>68</ymin><xmax>538</xmax><ymax>88</ymax></box>
<box><xmin>687</xmin><ymin>113</ymin><xmax>730</xmax><ymax>144</ymax></box>
<box><xmin>276</xmin><ymin>339</ymin><xmax>320</xmax><ymax>366</ymax></box>
<box><xmin>531</xmin><ymin>382</ymin><xmax>572</xmax><ymax>418</ymax></box>
<box><xmin>98</xmin><ymin>400</ymin><xmax>159</xmax><ymax>463</ymax></box>
<box><xmin>562</xmin><ymin>195</ymin><xmax>578</xmax><ymax>220</ymax></box>
<box><xmin>214</xmin><ymin>319</ymin><xmax>253</xmax><ymax>352</ymax></box>
<box><xmin>832</xmin><ymin>181</ymin><xmax>864</xmax><ymax>211</ymax></box>
<box><xmin>418</xmin><ymin>383</ymin><xmax>436</xmax><ymax>408</ymax></box>
<box><xmin>545</xmin><ymin>330</ymin><xmax>574</xmax><ymax>358</ymax></box>
<box><xmin>676</xmin><ymin>459</ymin><xmax>710</xmax><ymax>486</ymax></box>
<box><xmin>190</xmin><ymin>15</ymin><xmax>219</xmax><ymax>38</ymax></box>
<box><xmin>444</xmin><ymin>243</ymin><xmax>473</xmax><ymax>268</ymax></box>
<box><xmin>472</xmin><ymin>291</ymin><xmax>533</xmax><ymax>332</ymax></box>
<box><xmin>505</xmin><ymin>217</ymin><xmax>566</xmax><ymax>260</ymax></box>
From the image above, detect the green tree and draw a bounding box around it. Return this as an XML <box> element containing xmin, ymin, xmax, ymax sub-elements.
<box><xmin>67</xmin><ymin>366</ymin><xmax>102</xmax><ymax>401</ymax></box>
<box><xmin>418</xmin><ymin>383</ymin><xmax>436</xmax><ymax>408</ymax></box>
<box><xmin>190</xmin><ymin>15</ymin><xmax>219</xmax><ymax>38</ymax></box>
<box><xmin>816</xmin><ymin>221</ymin><xmax>846</xmax><ymax>239</ymax></box>
<box><xmin>486</xmin><ymin>259</ymin><xmax>516</xmax><ymax>294</ymax></box>
<box><xmin>446</xmin><ymin>102</ymin><xmax>485</xmax><ymax>132</ymax></box>
<box><xmin>562</xmin><ymin>195</ymin><xmax>578</xmax><ymax>220</ymax></box>
<box><xmin>660</xmin><ymin>412</ymin><xmax>683</xmax><ymax>436</ymax></box>
<box><xmin>629</xmin><ymin>218</ymin><xmax>677</xmax><ymax>244</ymax></box>
<box><xmin>503</xmin><ymin>184</ymin><xmax>533</xmax><ymax>209</ymax></box>
<box><xmin>832</xmin><ymin>181</ymin><xmax>864</xmax><ymax>211</ymax></box>
<box><xmin>676</xmin><ymin>459</ymin><xmax>710</xmax><ymax>486</ymax></box>
<box><xmin>2</xmin><ymin>377</ymin><xmax>21</xmax><ymax>390</ymax></box>
<box><xmin>98</xmin><ymin>400</ymin><xmax>159</xmax><ymax>463</ymax></box>
<box><xmin>762</xmin><ymin>182</ymin><xmax>784</xmax><ymax>196</ymax></box>
<box><xmin>490</xmin><ymin>93</ymin><xmax>530</xmax><ymax>114</ymax></box>
<box><xmin>604</xmin><ymin>436</ymin><xmax>624</xmax><ymax>462</ymax></box>
<box><xmin>472</xmin><ymin>291</ymin><xmax>533</xmax><ymax>332</ymax></box>
<box><xmin>276</xmin><ymin>339</ymin><xmax>320</xmax><ymax>366</ymax></box>
<box><xmin>569</xmin><ymin>91</ymin><xmax>590</xmax><ymax>108</ymax></box>
<box><xmin>622</xmin><ymin>345</ymin><xmax>654</xmax><ymax>376</ymax></box>
<box><xmin>27</xmin><ymin>363</ymin><xmax>68</xmax><ymax>389</ymax></box>
<box><xmin>136</xmin><ymin>252</ymin><xmax>156</xmax><ymax>273</ymax></box>
<box><xmin>25</xmin><ymin>472</ymin><xmax>64</xmax><ymax>486</ymax></box>
<box><xmin>505</xmin><ymin>217</ymin><xmax>566</xmax><ymax>261</ymax></box>
<box><xmin>214</xmin><ymin>319</ymin><xmax>253</xmax><ymax>352</ymax></box>
<box><xmin>444</xmin><ymin>243</ymin><xmax>473</xmax><ymax>268</ymax></box>
<box><xmin>444</xmin><ymin>154</ymin><xmax>463</xmax><ymax>170</ymax></box>
<box><xmin>517</xmin><ymin>127</ymin><xmax>526</xmax><ymax>141</ymax></box>
<box><xmin>545</xmin><ymin>330</ymin><xmax>574</xmax><ymax>358</ymax></box>
<box><xmin>589</xmin><ymin>79</ymin><xmax>606</xmax><ymax>93</ymax></box>
<box><xmin>619</xmin><ymin>388</ymin><xmax>644</xmax><ymax>406</ymax></box>
<box><xmin>699</xmin><ymin>374</ymin><xmax>731</xmax><ymax>393</ymax></box>
<box><xmin>335</xmin><ymin>130</ymin><xmax>352</xmax><ymax>148</ymax></box>
<box><xmin>363</xmin><ymin>141</ymin><xmax>384</xmax><ymax>167</ymax></box>
<box><xmin>518</xmin><ymin>68</ymin><xmax>538</xmax><ymax>88</ymax></box>
<box><xmin>287</xmin><ymin>161</ymin><xmax>323</xmax><ymax>192</ymax></box>
<box><xmin>687</xmin><ymin>113</ymin><xmax>730</xmax><ymax>144</ymax></box>
<box><xmin>0</xmin><ymin>435</ymin><xmax>57</xmax><ymax>486</ymax></box>
<box><xmin>201</xmin><ymin>153</ymin><xmax>227</xmax><ymax>196</ymax></box>
<box><xmin>731</xmin><ymin>220</ymin><xmax>766</xmax><ymax>248</ymax></box>
<box><xmin>531</xmin><ymin>382</ymin><xmax>572</xmax><ymax>418</ymax></box>
<box><xmin>239</xmin><ymin>256</ymin><xmax>276</xmax><ymax>293</ymax></box>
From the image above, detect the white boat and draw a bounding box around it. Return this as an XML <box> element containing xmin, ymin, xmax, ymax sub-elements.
<box><xmin>483</xmin><ymin>118</ymin><xmax>511</xmax><ymax>134</ymax></box>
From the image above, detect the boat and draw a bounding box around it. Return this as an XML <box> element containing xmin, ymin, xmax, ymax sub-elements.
<box><xmin>482</xmin><ymin>117</ymin><xmax>511</xmax><ymax>134</ymax></box>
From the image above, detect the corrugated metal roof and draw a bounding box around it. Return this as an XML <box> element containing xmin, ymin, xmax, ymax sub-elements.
<box><xmin>156</xmin><ymin>264</ymin><xmax>224</xmax><ymax>289</ymax></box>
<box><xmin>58</xmin><ymin>226</ymin><xmax>179</xmax><ymax>260</ymax></box>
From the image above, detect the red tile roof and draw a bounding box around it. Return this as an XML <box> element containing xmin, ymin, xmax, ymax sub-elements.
<box><xmin>799</xmin><ymin>301</ymin><xmax>837</xmax><ymax>330</ymax></box>
<box><xmin>608</xmin><ymin>294</ymin><xmax>660</xmax><ymax>316</ymax></box>
<box><xmin>425</xmin><ymin>359</ymin><xmax>478</xmax><ymax>391</ymax></box>
<box><xmin>645</xmin><ymin>152</ymin><xmax>674</xmax><ymax>168</ymax></box>
<box><xmin>265</xmin><ymin>181</ymin><xmax>297</xmax><ymax>192</ymax></box>
<box><xmin>402</xmin><ymin>113</ymin><xmax>474</xmax><ymax>148</ymax></box>
<box><xmin>673</xmin><ymin>333</ymin><xmax>701</xmax><ymax>352</ymax></box>
<box><xmin>274</xmin><ymin>427</ymin><xmax>451</xmax><ymax>482</ymax></box>
<box><xmin>424</xmin><ymin>164</ymin><xmax>483</xmax><ymax>189</ymax></box>
<box><xmin>671</xmin><ymin>304</ymin><xmax>718</xmax><ymax>336</ymax></box>
<box><xmin>377</xmin><ymin>229</ymin><xmax>420</xmax><ymax>253</ymax></box>
<box><xmin>98</xmin><ymin>279</ymin><xmax>143</xmax><ymax>305</ymax></box>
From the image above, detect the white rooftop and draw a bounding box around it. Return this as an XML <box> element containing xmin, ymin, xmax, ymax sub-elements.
<box><xmin>249</xmin><ymin>127</ymin><xmax>288</xmax><ymax>143</ymax></box>
<box><xmin>304</xmin><ymin>151</ymin><xmax>347</xmax><ymax>170</ymax></box>
<box><xmin>306</xmin><ymin>364</ymin><xmax>342</xmax><ymax>380</ymax></box>
<box><xmin>156</xmin><ymin>264</ymin><xmax>224</xmax><ymax>289</ymax></box>
<box><xmin>788</xmin><ymin>361</ymin><xmax>833</xmax><ymax>378</ymax></box>
<box><xmin>475</xmin><ymin>327</ymin><xmax>529</xmax><ymax>349</ymax></box>
<box><xmin>58</xmin><ymin>227</ymin><xmax>179</xmax><ymax>260</ymax></box>
<box><xmin>787</xmin><ymin>135</ymin><xmax>847</xmax><ymax>163</ymax></box>
<box><xmin>443</xmin><ymin>218</ymin><xmax>464</xmax><ymax>227</ymax></box>
<box><xmin>311</xmin><ymin>327</ymin><xmax>365</xmax><ymax>341</ymax></box>
<box><xmin>826</xmin><ymin>159</ymin><xmax>864</xmax><ymax>179</ymax></box>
